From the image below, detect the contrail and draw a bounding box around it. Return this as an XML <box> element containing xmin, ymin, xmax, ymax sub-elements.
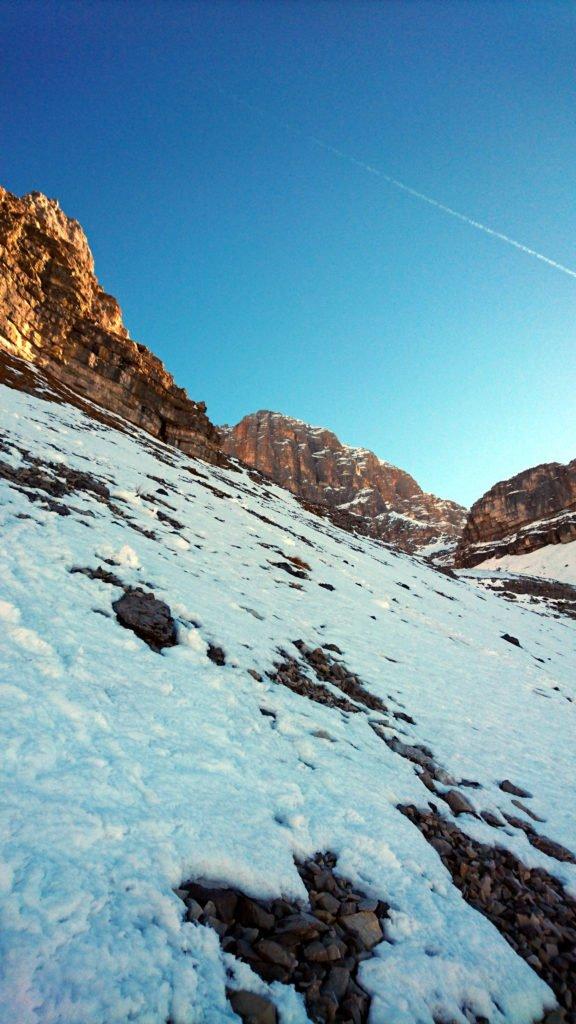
<box><xmin>218</xmin><ymin>86</ymin><xmax>576</xmax><ymax>280</ymax></box>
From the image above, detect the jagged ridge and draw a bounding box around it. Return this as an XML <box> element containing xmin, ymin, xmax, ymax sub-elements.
<box><xmin>456</xmin><ymin>458</ymin><xmax>576</xmax><ymax>568</ymax></box>
<box><xmin>0</xmin><ymin>185</ymin><xmax>221</xmax><ymax>462</ymax></box>
<box><xmin>222</xmin><ymin>410</ymin><xmax>466</xmax><ymax>555</ymax></box>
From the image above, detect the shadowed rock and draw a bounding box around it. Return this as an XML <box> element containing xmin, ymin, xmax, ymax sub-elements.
<box><xmin>112</xmin><ymin>587</ymin><xmax>177</xmax><ymax>652</ymax></box>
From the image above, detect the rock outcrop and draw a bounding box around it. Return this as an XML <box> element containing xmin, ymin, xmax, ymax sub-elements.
<box><xmin>456</xmin><ymin>458</ymin><xmax>576</xmax><ymax>568</ymax></box>
<box><xmin>222</xmin><ymin>411</ymin><xmax>466</xmax><ymax>554</ymax></box>
<box><xmin>0</xmin><ymin>185</ymin><xmax>220</xmax><ymax>461</ymax></box>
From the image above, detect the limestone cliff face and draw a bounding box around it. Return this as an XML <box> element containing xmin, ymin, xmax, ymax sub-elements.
<box><xmin>0</xmin><ymin>186</ymin><xmax>220</xmax><ymax>461</ymax></box>
<box><xmin>455</xmin><ymin>459</ymin><xmax>576</xmax><ymax>567</ymax></box>
<box><xmin>222</xmin><ymin>411</ymin><xmax>466</xmax><ymax>554</ymax></box>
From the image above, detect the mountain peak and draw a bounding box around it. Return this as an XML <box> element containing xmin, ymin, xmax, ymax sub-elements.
<box><xmin>222</xmin><ymin>410</ymin><xmax>466</xmax><ymax>556</ymax></box>
<box><xmin>0</xmin><ymin>184</ymin><xmax>221</xmax><ymax>462</ymax></box>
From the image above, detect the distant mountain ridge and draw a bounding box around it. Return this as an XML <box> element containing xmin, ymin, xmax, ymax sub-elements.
<box><xmin>456</xmin><ymin>457</ymin><xmax>576</xmax><ymax>568</ymax></box>
<box><xmin>3</xmin><ymin>184</ymin><xmax>574</xmax><ymax>579</ymax></box>
<box><xmin>221</xmin><ymin>410</ymin><xmax>466</xmax><ymax>555</ymax></box>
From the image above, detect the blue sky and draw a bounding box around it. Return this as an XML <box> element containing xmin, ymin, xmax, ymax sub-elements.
<box><xmin>2</xmin><ymin>0</ymin><xmax>575</xmax><ymax>506</ymax></box>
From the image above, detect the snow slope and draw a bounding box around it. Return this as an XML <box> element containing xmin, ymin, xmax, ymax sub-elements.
<box><xmin>474</xmin><ymin>542</ymin><xmax>576</xmax><ymax>586</ymax></box>
<box><xmin>0</xmin><ymin>365</ymin><xmax>575</xmax><ymax>1024</ymax></box>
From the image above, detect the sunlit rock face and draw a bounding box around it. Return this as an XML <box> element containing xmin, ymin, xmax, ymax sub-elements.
<box><xmin>222</xmin><ymin>410</ymin><xmax>466</xmax><ymax>555</ymax></box>
<box><xmin>455</xmin><ymin>458</ymin><xmax>576</xmax><ymax>567</ymax></box>
<box><xmin>0</xmin><ymin>185</ymin><xmax>220</xmax><ymax>461</ymax></box>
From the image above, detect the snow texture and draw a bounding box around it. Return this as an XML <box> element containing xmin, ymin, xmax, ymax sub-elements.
<box><xmin>0</xmin><ymin>378</ymin><xmax>575</xmax><ymax>1023</ymax></box>
<box><xmin>475</xmin><ymin>542</ymin><xmax>576</xmax><ymax>586</ymax></box>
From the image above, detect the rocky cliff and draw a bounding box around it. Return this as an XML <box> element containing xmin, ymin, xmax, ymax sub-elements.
<box><xmin>222</xmin><ymin>410</ymin><xmax>466</xmax><ymax>554</ymax></box>
<box><xmin>0</xmin><ymin>185</ymin><xmax>220</xmax><ymax>461</ymax></box>
<box><xmin>455</xmin><ymin>458</ymin><xmax>576</xmax><ymax>568</ymax></box>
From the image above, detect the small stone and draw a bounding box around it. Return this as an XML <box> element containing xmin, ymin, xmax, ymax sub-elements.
<box><xmin>271</xmin><ymin>898</ymin><xmax>293</xmax><ymax>918</ymax></box>
<box><xmin>303</xmin><ymin>940</ymin><xmax>332</xmax><ymax>962</ymax></box>
<box><xmin>341</xmin><ymin>911</ymin><xmax>383</xmax><ymax>949</ymax></box>
<box><xmin>235</xmin><ymin>940</ymin><xmax>260</xmax><ymax>963</ymax></box>
<box><xmin>314</xmin><ymin>892</ymin><xmax>340</xmax><ymax>915</ymax></box>
<box><xmin>481</xmin><ymin>810</ymin><xmax>504</xmax><ymax>828</ymax></box>
<box><xmin>313</xmin><ymin>909</ymin><xmax>335</xmax><ymax>925</ymax></box>
<box><xmin>501</xmin><ymin>633</ymin><xmax>522</xmax><ymax>647</ymax></box>
<box><xmin>275</xmin><ymin>912</ymin><xmax>323</xmax><ymax>942</ymax></box>
<box><xmin>255</xmin><ymin>939</ymin><xmax>296</xmax><ymax>970</ymax></box>
<box><xmin>313</xmin><ymin>869</ymin><xmax>337</xmax><ymax>893</ymax></box>
<box><xmin>238</xmin><ymin>897</ymin><xmax>275</xmax><ymax>931</ymax></box>
<box><xmin>255</xmin><ymin>962</ymin><xmax>291</xmax><ymax>984</ymax></box>
<box><xmin>185</xmin><ymin>898</ymin><xmax>203</xmax><ymax>922</ymax></box>
<box><xmin>444</xmin><ymin>790</ymin><xmax>476</xmax><ymax>816</ymax></box>
<box><xmin>479</xmin><ymin>875</ymin><xmax>492</xmax><ymax>900</ymax></box>
<box><xmin>499</xmin><ymin>779</ymin><xmax>533</xmax><ymax>799</ymax></box>
<box><xmin>207</xmin><ymin>643</ymin><xmax>226</xmax><ymax>665</ymax></box>
<box><xmin>228</xmin><ymin>990</ymin><xmax>277</xmax><ymax>1024</ymax></box>
<box><xmin>512</xmin><ymin>799</ymin><xmax>545</xmax><ymax>821</ymax></box>
<box><xmin>357</xmin><ymin>897</ymin><xmax>378</xmax><ymax>912</ymax></box>
<box><xmin>205</xmin><ymin>915</ymin><xmax>227</xmax><ymax>937</ymax></box>
<box><xmin>339</xmin><ymin>900</ymin><xmax>359</xmax><ymax>917</ymax></box>
<box><xmin>185</xmin><ymin>885</ymin><xmax>238</xmax><ymax>922</ymax></box>
<box><xmin>323</xmin><ymin>965</ymin><xmax>350</xmax><ymax>999</ymax></box>
<box><xmin>430</xmin><ymin>837</ymin><xmax>452</xmax><ymax>858</ymax></box>
<box><xmin>313</xmin><ymin>991</ymin><xmax>339</xmax><ymax>1022</ymax></box>
<box><xmin>541</xmin><ymin>1011</ymin><xmax>567</xmax><ymax>1024</ymax></box>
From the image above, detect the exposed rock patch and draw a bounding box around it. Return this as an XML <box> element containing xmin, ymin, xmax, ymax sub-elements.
<box><xmin>269</xmin><ymin>653</ymin><xmax>359</xmax><ymax>714</ymax></box>
<box><xmin>177</xmin><ymin>852</ymin><xmax>389</xmax><ymax>1022</ymax></box>
<box><xmin>228</xmin><ymin>990</ymin><xmax>277</xmax><ymax>1024</ymax></box>
<box><xmin>401</xmin><ymin>804</ymin><xmax>576</xmax><ymax>1021</ymax></box>
<box><xmin>294</xmin><ymin>641</ymin><xmax>390</xmax><ymax>716</ymax></box>
<box><xmin>70</xmin><ymin>565</ymin><xmax>124</xmax><ymax>588</ymax></box>
<box><xmin>464</xmin><ymin>573</ymin><xmax>576</xmax><ymax>621</ymax></box>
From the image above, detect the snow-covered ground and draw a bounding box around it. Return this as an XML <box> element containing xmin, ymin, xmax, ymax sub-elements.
<box><xmin>473</xmin><ymin>542</ymin><xmax>576</xmax><ymax>586</ymax></box>
<box><xmin>0</xmin><ymin>368</ymin><xmax>575</xmax><ymax>1024</ymax></box>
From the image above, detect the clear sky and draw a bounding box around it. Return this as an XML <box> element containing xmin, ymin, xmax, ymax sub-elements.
<box><xmin>2</xmin><ymin>0</ymin><xmax>575</xmax><ymax>506</ymax></box>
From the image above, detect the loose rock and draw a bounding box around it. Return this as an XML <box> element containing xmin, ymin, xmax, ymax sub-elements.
<box><xmin>176</xmin><ymin>851</ymin><xmax>389</xmax><ymax>1022</ymax></box>
<box><xmin>228</xmin><ymin>990</ymin><xmax>277</xmax><ymax>1024</ymax></box>
<box><xmin>112</xmin><ymin>587</ymin><xmax>177</xmax><ymax>651</ymax></box>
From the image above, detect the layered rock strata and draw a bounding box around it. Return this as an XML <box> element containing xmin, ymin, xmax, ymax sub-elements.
<box><xmin>0</xmin><ymin>186</ymin><xmax>220</xmax><ymax>461</ymax></box>
<box><xmin>456</xmin><ymin>459</ymin><xmax>576</xmax><ymax>568</ymax></box>
<box><xmin>222</xmin><ymin>411</ymin><xmax>466</xmax><ymax>554</ymax></box>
